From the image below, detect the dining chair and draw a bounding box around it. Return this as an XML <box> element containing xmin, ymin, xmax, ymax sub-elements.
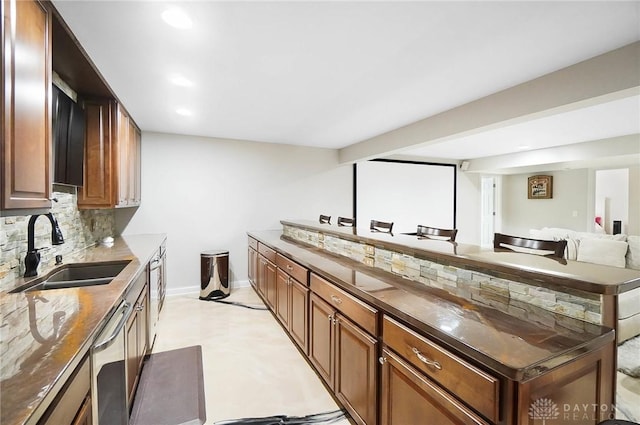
<box><xmin>493</xmin><ymin>232</ymin><xmax>566</xmax><ymax>259</ymax></box>
<box><xmin>319</xmin><ymin>214</ymin><xmax>331</xmax><ymax>224</ymax></box>
<box><xmin>337</xmin><ymin>217</ymin><xmax>355</xmax><ymax>227</ymax></box>
<box><xmin>416</xmin><ymin>225</ymin><xmax>458</xmax><ymax>242</ymax></box>
<box><xmin>370</xmin><ymin>220</ymin><xmax>394</xmax><ymax>234</ymax></box>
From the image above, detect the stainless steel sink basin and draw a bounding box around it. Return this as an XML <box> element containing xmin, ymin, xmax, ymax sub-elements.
<box><xmin>10</xmin><ymin>260</ymin><xmax>130</xmax><ymax>292</ymax></box>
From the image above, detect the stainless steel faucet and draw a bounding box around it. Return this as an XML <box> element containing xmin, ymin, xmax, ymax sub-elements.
<box><xmin>24</xmin><ymin>213</ymin><xmax>65</xmax><ymax>278</ymax></box>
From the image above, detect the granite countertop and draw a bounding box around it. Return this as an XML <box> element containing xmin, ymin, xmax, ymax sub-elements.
<box><xmin>0</xmin><ymin>233</ymin><xmax>166</xmax><ymax>425</ymax></box>
<box><xmin>282</xmin><ymin>219</ymin><xmax>640</xmax><ymax>295</ymax></box>
<box><xmin>249</xmin><ymin>229</ymin><xmax>615</xmax><ymax>381</ymax></box>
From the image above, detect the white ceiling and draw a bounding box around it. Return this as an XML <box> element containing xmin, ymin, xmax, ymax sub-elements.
<box><xmin>52</xmin><ymin>1</ymin><xmax>640</xmax><ymax>166</ymax></box>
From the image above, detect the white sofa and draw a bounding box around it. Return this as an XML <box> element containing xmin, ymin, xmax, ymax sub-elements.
<box><xmin>530</xmin><ymin>227</ymin><xmax>640</xmax><ymax>344</ymax></box>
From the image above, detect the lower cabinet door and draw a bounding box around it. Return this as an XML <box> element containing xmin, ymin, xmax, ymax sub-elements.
<box><xmin>335</xmin><ymin>314</ymin><xmax>377</xmax><ymax>425</ymax></box>
<box><xmin>289</xmin><ymin>278</ymin><xmax>309</xmax><ymax>354</ymax></box>
<box><xmin>71</xmin><ymin>395</ymin><xmax>92</xmax><ymax>425</ymax></box>
<box><xmin>126</xmin><ymin>309</ymin><xmax>139</xmax><ymax>405</ymax></box>
<box><xmin>257</xmin><ymin>256</ymin><xmax>267</xmax><ymax>299</ymax></box>
<box><xmin>275</xmin><ymin>269</ymin><xmax>290</xmax><ymax>327</ymax></box>
<box><xmin>380</xmin><ymin>348</ymin><xmax>489</xmax><ymax>425</ymax></box>
<box><xmin>265</xmin><ymin>260</ymin><xmax>277</xmax><ymax>309</ymax></box>
<box><xmin>309</xmin><ymin>293</ymin><xmax>334</xmax><ymax>386</ymax></box>
<box><xmin>248</xmin><ymin>247</ymin><xmax>257</xmax><ymax>288</ymax></box>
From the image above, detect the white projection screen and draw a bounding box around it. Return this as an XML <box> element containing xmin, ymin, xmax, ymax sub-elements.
<box><xmin>356</xmin><ymin>160</ymin><xmax>456</xmax><ymax>234</ymax></box>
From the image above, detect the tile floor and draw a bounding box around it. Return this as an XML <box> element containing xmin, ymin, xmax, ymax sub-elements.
<box><xmin>152</xmin><ymin>287</ymin><xmax>350</xmax><ymax>425</ymax></box>
<box><xmin>153</xmin><ymin>287</ymin><xmax>640</xmax><ymax>425</ymax></box>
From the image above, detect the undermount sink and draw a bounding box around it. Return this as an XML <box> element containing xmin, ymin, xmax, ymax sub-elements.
<box><xmin>11</xmin><ymin>261</ymin><xmax>131</xmax><ymax>293</ymax></box>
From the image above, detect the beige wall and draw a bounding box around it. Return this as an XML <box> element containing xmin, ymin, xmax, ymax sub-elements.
<box><xmin>116</xmin><ymin>132</ymin><xmax>353</xmax><ymax>293</ymax></box>
<box><xmin>500</xmin><ymin>165</ymin><xmax>640</xmax><ymax>237</ymax></box>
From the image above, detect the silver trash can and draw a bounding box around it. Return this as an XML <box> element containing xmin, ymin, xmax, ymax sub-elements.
<box><xmin>200</xmin><ymin>250</ymin><xmax>229</xmax><ymax>300</ymax></box>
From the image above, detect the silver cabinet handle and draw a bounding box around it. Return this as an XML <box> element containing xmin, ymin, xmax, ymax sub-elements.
<box><xmin>136</xmin><ymin>303</ymin><xmax>144</xmax><ymax>311</ymax></box>
<box><xmin>286</xmin><ymin>265</ymin><xmax>293</xmax><ymax>271</ymax></box>
<box><xmin>412</xmin><ymin>347</ymin><xmax>442</xmax><ymax>370</ymax></box>
<box><xmin>379</xmin><ymin>356</ymin><xmax>387</xmax><ymax>365</ymax></box>
<box><xmin>330</xmin><ymin>295</ymin><xmax>342</xmax><ymax>304</ymax></box>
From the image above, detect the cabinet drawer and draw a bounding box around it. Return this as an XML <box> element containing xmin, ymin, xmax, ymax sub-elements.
<box><xmin>311</xmin><ymin>273</ymin><xmax>377</xmax><ymax>336</ymax></box>
<box><xmin>39</xmin><ymin>355</ymin><xmax>90</xmax><ymax>425</ymax></box>
<box><xmin>276</xmin><ymin>253</ymin><xmax>308</xmax><ymax>285</ymax></box>
<box><xmin>381</xmin><ymin>348</ymin><xmax>489</xmax><ymax>425</ymax></box>
<box><xmin>258</xmin><ymin>243</ymin><xmax>276</xmax><ymax>263</ymax></box>
<box><xmin>248</xmin><ymin>237</ymin><xmax>258</xmax><ymax>250</ymax></box>
<box><xmin>383</xmin><ymin>316</ymin><xmax>499</xmax><ymax>423</ymax></box>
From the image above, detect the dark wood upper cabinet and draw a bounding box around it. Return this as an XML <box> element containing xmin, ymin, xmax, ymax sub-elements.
<box><xmin>77</xmin><ymin>101</ymin><xmax>140</xmax><ymax>209</ymax></box>
<box><xmin>77</xmin><ymin>99</ymin><xmax>115</xmax><ymax>208</ymax></box>
<box><xmin>1</xmin><ymin>0</ymin><xmax>53</xmax><ymax>210</ymax></box>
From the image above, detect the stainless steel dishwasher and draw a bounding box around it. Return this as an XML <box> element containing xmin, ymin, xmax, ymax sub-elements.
<box><xmin>91</xmin><ymin>300</ymin><xmax>134</xmax><ymax>425</ymax></box>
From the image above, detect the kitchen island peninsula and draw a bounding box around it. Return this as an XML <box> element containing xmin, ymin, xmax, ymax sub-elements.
<box><xmin>248</xmin><ymin>219</ymin><xmax>640</xmax><ymax>425</ymax></box>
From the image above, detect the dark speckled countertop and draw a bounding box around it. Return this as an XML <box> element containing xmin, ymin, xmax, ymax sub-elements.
<box><xmin>0</xmin><ymin>234</ymin><xmax>166</xmax><ymax>425</ymax></box>
<box><xmin>249</xmin><ymin>228</ymin><xmax>616</xmax><ymax>381</ymax></box>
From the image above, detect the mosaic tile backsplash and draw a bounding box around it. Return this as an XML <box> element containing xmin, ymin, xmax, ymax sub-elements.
<box><xmin>0</xmin><ymin>186</ymin><xmax>115</xmax><ymax>291</ymax></box>
<box><xmin>283</xmin><ymin>224</ymin><xmax>603</xmax><ymax>326</ymax></box>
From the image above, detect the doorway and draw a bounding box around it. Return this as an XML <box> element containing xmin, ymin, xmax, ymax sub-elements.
<box><xmin>594</xmin><ymin>168</ymin><xmax>629</xmax><ymax>234</ymax></box>
<box><xmin>480</xmin><ymin>176</ymin><xmax>496</xmax><ymax>247</ymax></box>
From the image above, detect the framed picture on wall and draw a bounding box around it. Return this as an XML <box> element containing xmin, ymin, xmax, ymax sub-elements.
<box><xmin>528</xmin><ymin>175</ymin><xmax>553</xmax><ymax>199</ymax></box>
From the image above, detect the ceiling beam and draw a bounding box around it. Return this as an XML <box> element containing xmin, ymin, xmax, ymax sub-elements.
<box><xmin>462</xmin><ymin>135</ymin><xmax>640</xmax><ymax>174</ymax></box>
<box><xmin>338</xmin><ymin>41</ymin><xmax>640</xmax><ymax>164</ymax></box>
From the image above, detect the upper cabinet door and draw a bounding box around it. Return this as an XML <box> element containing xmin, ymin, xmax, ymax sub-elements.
<box><xmin>77</xmin><ymin>99</ymin><xmax>115</xmax><ymax>208</ymax></box>
<box><xmin>78</xmin><ymin>101</ymin><xmax>141</xmax><ymax>209</ymax></box>
<box><xmin>1</xmin><ymin>0</ymin><xmax>52</xmax><ymax>210</ymax></box>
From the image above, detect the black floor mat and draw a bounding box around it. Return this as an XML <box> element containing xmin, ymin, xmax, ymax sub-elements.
<box><xmin>130</xmin><ymin>345</ymin><xmax>206</xmax><ymax>425</ymax></box>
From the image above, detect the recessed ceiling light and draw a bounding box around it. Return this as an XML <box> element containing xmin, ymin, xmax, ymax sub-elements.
<box><xmin>162</xmin><ymin>7</ymin><xmax>192</xmax><ymax>29</ymax></box>
<box><xmin>169</xmin><ymin>75</ymin><xmax>194</xmax><ymax>87</ymax></box>
<box><xmin>176</xmin><ymin>108</ymin><xmax>192</xmax><ymax>116</ymax></box>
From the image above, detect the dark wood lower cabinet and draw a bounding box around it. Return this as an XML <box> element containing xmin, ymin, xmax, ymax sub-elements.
<box><xmin>248</xmin><ymin>237</ymin><xmax>615</xmax><ymax>425</ymax></box>
<box><xmin>38</xmin><ymin>355</ymin><xmax>91</xmax><ymax>425</ymax></box>
<box><xmin>265</xmin><ymin>260</ymin><xmax>277</xmax><ymax>309</ymax></box>
<box><xmin>257</xmin><ymin>255</ymin><xmax>277</xmax><ymax>309</ymax></box>
<box><xmin>309</xmin><ymin>294</ymin><xmax>377</xmax><ymax>425</ymax></box>
<box><xmin>289</xmin><ymin>278</ymin><xmax>309</xmax><ymax>354</ymax></box>
<box><xmin>515</xmin><ymin>343</ymin><xmax>615</xmax><ymax>425</ymax></box>
<box><xmin>380</xmin><ymin>348</ymin><xmax>488</xmax><ymax>425</ymax></box>
<box><xmin>276</xmin><ymin>268</ymin><xmax>290</xmax><ymax>327</ymax></box>
<box><xmin>309</xmin><ymin>294</ymin><xmax>335</xmax><ymax>386</ymax></box>
<box><xmin>248</xmin><ymin>247</ymin><xmax>258</xmax><ymax>288</ymax></box>
<box><xmin>335</xmin><ymin>313</ymin><xmax>377</xmax><ymax>425</ymax></box>
<box><xmin>276</xmin><ymin>269</ymin><xmax>309</xmax><ymax>354</ymax></box>
<box><xmin>71</xmin><ymin>395</ymin><xmax>92</xmax><ymax>425</ymax></box>
<box><xmin>126</xmin><ymin>280</ymin><xmax>148</xmax><ymax>407</ymax></box>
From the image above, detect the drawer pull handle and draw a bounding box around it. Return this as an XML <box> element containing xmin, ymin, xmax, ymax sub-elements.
<box><xmin>379</xmin><ymin>356</ymin><xmax>387</xmax><ymax>365</ymax></box>
<box><xmin>330</xmin><ymin>295</ymin><xmax>343</xmax><ymax>304</ymax></box>
<box><xmin>412</xmin><ymin>347</ymin><xmax>442</xmax><ymax>370</ymax></box>
<box><xmin>286</xmin><ymin>265</ymin><xmax>294</xmax><ymax>271</ymax></box>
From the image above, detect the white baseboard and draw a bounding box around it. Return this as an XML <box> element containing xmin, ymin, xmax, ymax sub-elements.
<box><xmin>166</xmin><ymin>280</ymin><xmax>251</xmax><ymax>297</ymax></box>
